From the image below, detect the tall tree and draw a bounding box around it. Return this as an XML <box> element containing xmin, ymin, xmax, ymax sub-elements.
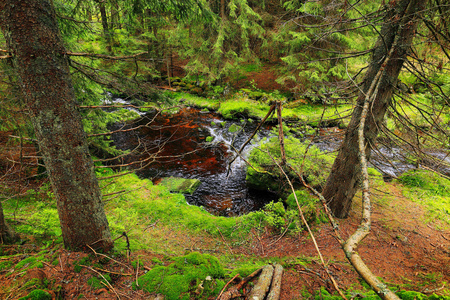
<box><xmin>322</xmin><ymin>0</ymin><xmax>429</xmax><ymax>218</ymax></box>
<box><xmin>0</xmin><ymin>0</ymin><xmax>113</xmax><ymax>251</ymax></box>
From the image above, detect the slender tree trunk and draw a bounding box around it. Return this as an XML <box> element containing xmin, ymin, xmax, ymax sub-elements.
<box><xmin>221</xmin><ymin>0</ymin><xmax>226</xmax><ymax>20</ymax></box>
<box><xmin>322</xmin><ymin>0</ymin><xmax>428</xmax><ymax>218</ymax></box>
<box><xmin>0</xmin><ymin>201</ymin><xmax>16</xmax><ymax>244</ymax></box>
<box><xmin>0</xmin><ymin>0</ymin><xmax>113</xmax><ymax>251</ymax></box>
<box><xmin>97</xmin><ymin>0</ymin><xmax>112</xmax><ymax>52</ymax></box>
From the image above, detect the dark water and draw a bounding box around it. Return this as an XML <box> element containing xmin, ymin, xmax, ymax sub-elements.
<box><xmin>109</xmin><ymin>101</ymin><xmax>450</xmax><ymax>215</ymax></box>
<box><xmin>111</xmin><ymin>107</ymin><xmax>278</xmax><ymax>216</ymax></box>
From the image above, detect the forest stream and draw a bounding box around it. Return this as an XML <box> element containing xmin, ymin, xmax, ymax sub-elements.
<box><xmin>109</xmin><ymin>98</ymin><xmax>450</xmax><ymax>216</ymax></box>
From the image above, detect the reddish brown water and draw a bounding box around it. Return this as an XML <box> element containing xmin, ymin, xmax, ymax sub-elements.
<box><xmin>111</xmin><ymin>107</ymin><xmax>278</xmax><ymax>216</ymax></box>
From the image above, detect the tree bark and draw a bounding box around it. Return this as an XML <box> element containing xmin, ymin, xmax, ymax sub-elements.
<box><xmin>266</xmin><ymin>264</ymin><xmax>283</xmax><ymax>300</ymax></box>
<box><xmin>0</xmin><ymin>201</ymin><xmax>16</xmax><ymax>244</ymax></box>
<box><xmin>247</xmin><ymin>265</ymin><xmax>274</xmax><ymax>300</ymax></box>
<box><xmin>0</xmin><ymin>0</ymin><xmax>113</xmax><ymax>251</ymax></box>
<box><xmin>96</xmin><ymin>0</ymin><xmax>112</xmax><ymax>52</ymax></box>
<box><xmin>221</xmin><ymin>0</ymin><xmax>226</xmax><ymax>20</ymax></box>
<box><xmin>322</xmin><ymin>0</ymin><xmax>428</xmax><ymax>218</ymax></box>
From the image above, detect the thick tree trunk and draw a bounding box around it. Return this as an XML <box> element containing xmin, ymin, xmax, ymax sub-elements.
<box><xmin>0</xmin><ymin>0</ymin><xmax>113</xmax><ymax>251</ymax></box>
<box><xmin>322</xmin><ymin>0</ymin><xmax>428</xmax><ymax>218</ymax></box>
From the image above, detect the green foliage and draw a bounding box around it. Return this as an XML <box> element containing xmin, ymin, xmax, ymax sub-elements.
<box><xmin>246</xmin><ymin>134</ymin><xmax>334</xmax><ymax>192</ymax></box>
<box><xmin>18</xmin><ymin>289</ymin><xmax>51</xmax><ymax>300</ymax></box>
<box><xmin>137</xmin><ymin>252</ymin><xmax>225</xmax><ymax>300</ymax></box>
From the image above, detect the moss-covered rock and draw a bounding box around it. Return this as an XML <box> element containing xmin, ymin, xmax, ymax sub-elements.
<box><xmin>246</xmin><ymin>135</ymin><xmax>334</xmax><ymax>193</ymax></box>
<box><xmin>136</xmin><ymin>252</ymin><xmax>226</xmax><ymax>300</ymax></box>
<box><xmin>159</xmin><ymin>177</ymin><xmax>201</xmax><ymax>194</ymax></box>
<box><xmin>228</xmin><ymin>123</ymin><xmax>241</xmax><ymax>133</ymax></box>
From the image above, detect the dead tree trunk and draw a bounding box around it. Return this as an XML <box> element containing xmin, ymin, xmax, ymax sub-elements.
<box><xmin>0</xmin><ymin>0</ymin><xmax>113</xmax><ymax>251</ymax></box>
<box><xmin>322</xmin><ymin>0</ymin><xmax>429</xmax><ymax>218</ymax></box>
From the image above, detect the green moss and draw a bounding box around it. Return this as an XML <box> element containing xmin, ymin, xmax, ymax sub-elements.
<box><xmin>15</xmin><ymin>255</ymin><xmax>45</xmax><ymax>270</ymax></box>
<box><xmin>218</xmin><ymin>98</ymin><xmax>269</xmax><ymax>119</ymax></box>
<box><xmin>206</xmin><ymin>136</ymin><xmax>214</xmax><ymax>142</ymax></box>
<box><xmin>73</xmin><ymin>256</ymin><xmax>91</xmax><ymax>273</ymax></box>
<box><xmin>18</xmin><ymin>289</ymin><xmax>51</xmax><ymax>300</ymax></box>
<box><xmin>137</xmin><ymin>252</ymin><xmax>225</xmax><ymax>300</ymax></box>
<box><xmin>88</xmin><ymin>274</ymin><xmax>111</xmax><ymax>289</ymax></box>
<box><xmin>0</xmin><ymin>260</ymin><xmax>13</xmax><ymax>271</ymax></box>
<box><xmin>398</xmin><ymin>170</ymin><xmax>450</xmax><ymax>224</ymax></box>
<box><xmin>228</xmin><ymin>123</ymin><xmax>241</xmax><ymax>133</ymax></box>
<box><xmin>399</xmin><ymin>170</ymin><xmax>450</xmax><ymax>196</ymax></box>
<box><xmin>246</xmin><ymin>135</ymin><xmax>334</xmax><ymax>192</ymax></box>
<box><xmin>159</xmin><ymin>177</ymin><xmax>201</xmax><ymax>194</ymax></box>
<box><xmin>397</xmin><ymin>291</ymin><xmax>450</xmax><ymax>300</ymax></box>
<box><xmin>313</xmin><ymin>288</ymin><xmax>450</xmax><ymax>300</ymax></box>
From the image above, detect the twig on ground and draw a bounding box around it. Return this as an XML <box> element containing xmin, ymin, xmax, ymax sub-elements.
<box><xmin>82</xmin><ymin>265</ymin><xmax>121</xmax><ymax>299</ymax></box>
<box><xmin>135</xmin><ymin>258</ymin><xmax>140</xmax><ymax>287</ymax></box>
<box><xmin>215</xmin><ymin>273</ymin><xmax>240</xmax><ymax>300</ymax></box>
<box><xmin>217</xmin><ymin>227</ymin><xmax>234</xmax><ymax>254</ymax></box>
<box><xmin>86</xmin><ymin>244</ymin><xmax>132</xmax><ymax>271</ymax></box>
<box><xmin>217</xmin><ymin>268</ymin><xmax>262</xmax><ymax>300</ymax></box>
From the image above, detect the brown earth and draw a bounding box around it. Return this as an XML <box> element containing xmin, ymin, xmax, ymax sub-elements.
<box><xmin>0</xmin><ymin>179</ymin><xmax>449</xmax><ymax>299</ymax></box>
<box><xmin>0</xmin><ymin>71</ymin><xmax>449</xmax><ymax>299</ymax></box>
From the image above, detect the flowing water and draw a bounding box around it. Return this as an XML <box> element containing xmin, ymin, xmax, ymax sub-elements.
<box><xmin>111</xmin><ymin>107</ymin><xmax>278</xmax><ymax>216</ymax></box>
<box><xmin>108</xmin><ymin>98</ymin><xmax>450</xmax><ymax>215</ymax></box>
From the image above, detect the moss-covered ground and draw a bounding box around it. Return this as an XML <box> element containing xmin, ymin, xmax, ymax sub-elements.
<box><xmin>1</xmin><ymin>92</ymin><xmax>449</xmax><ymax>299</ymax></box>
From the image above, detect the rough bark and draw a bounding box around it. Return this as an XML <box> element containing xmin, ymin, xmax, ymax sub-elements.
<box><xmin>266</xmin><ymin>264</ymin><xmax>283</xmax><ymax>300</ymax></box>
<box><xmin>0</xmin><ymin>0</ymin><xmax>113</xmax><ymax>251</ymax></box>
<box><xmin>247</xmin><ymin>265</ymin><xmax>274</xmax><ymax>300</ymax></box>
<box><xmin>322</xmin><ymin>0</ymin><xmax>429</xmax><ymax>218</ymax></box>
<box><xmin>0</xmin><ymin>201</ymin><xmax>16</xmax><ymax>244</ymax></box>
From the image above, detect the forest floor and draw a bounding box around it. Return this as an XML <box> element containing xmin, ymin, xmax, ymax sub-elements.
<box><xmin>1</xmin><ymin>67</ymin><xmax>449</xmax><ymax>299</ymax></box>
<box><xmin>1</xmin><ymin>178</ymin><xmax>449</xmax><ymax>299</ymax></box>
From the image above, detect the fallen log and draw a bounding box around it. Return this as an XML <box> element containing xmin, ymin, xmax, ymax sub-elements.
<box><xmin>247</xmin><ymin>265</ymin><xmax>275</xmax><ymax>300</ymax></box>
<box><xmin>267</xmin><ymin>264</ymin><xmax>283</xmax><ymax>300</ymax></box>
